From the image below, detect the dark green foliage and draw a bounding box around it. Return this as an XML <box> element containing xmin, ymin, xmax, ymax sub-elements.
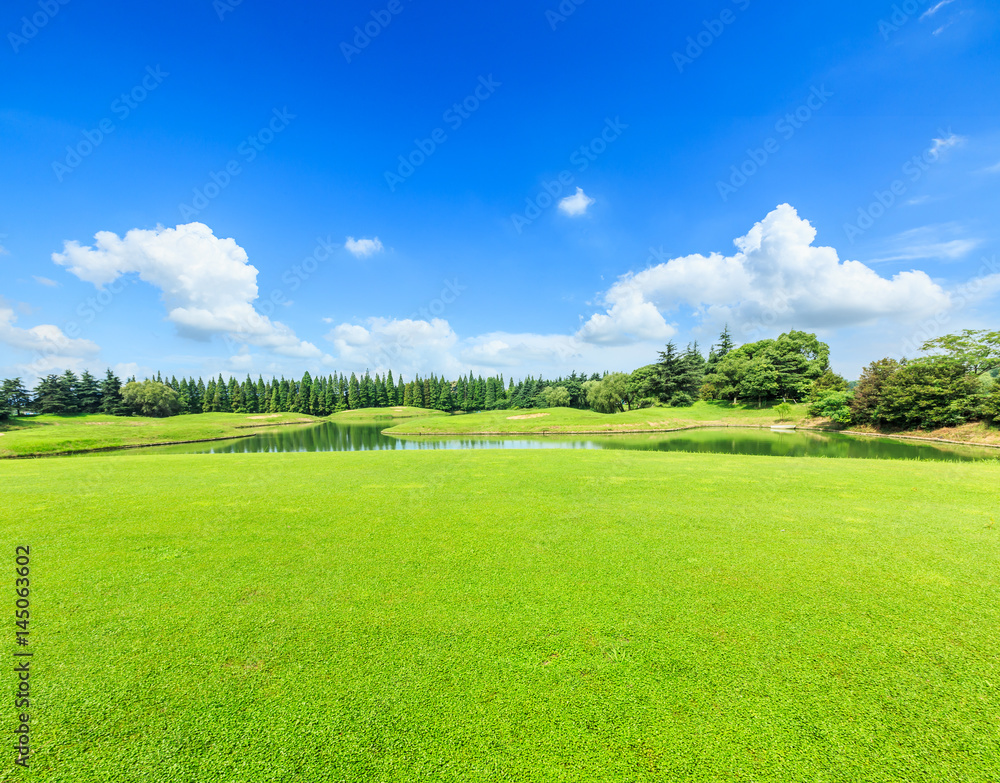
<box><xmin>809</xmin><ymin>369</ymin><xmax>849</xmax><ymax>402</ymax></box>
<box><xmin>33</xmin><ymin>372</ymin><xmax>79</xmax><ymax>415</ymax></box>
<box><xmin>121</xmin><ymin>380</ymin><xmax>183</xmax><ymax>418</ymax></box>
<box><xmin>2</xmin><ymin>378</ymin><xmax>31</xmax><ymax>417</ymax></box>
<box><xmin>876</xmin><ymin>358</ymin><xmax>981</xmax><ymax>430</ymax></box>
<box><xmin>75</xmin><ymin>370</ymin><xmax>102</xmax><ymax>413</ymax></box>
<box><xmin>809</xmin><ymin>391</ymin><xmax>854</xmax><ymax>424</ymax></box>
<box><xmin>703</xmin><ymin>330</ymin><xmax>830</xmax><ymax>405</ymax></box>
<box><xmin>920</xmin><ymin>329</ymin><xmax>1000</xmax><ymax>374</ymax></box>
<box><xmin>850</xmin><ymin>358</ymin><xmax>901</xmax><ymax>426</ymax></box>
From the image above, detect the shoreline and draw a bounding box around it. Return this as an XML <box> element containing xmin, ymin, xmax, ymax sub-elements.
<box><xmin>0</xmin><ymin>419</ymin><xmax>318</xmax><ymax>460</ymax></box>
<box><xmin>4</xmin><ymin>419</ymin><xmax>998</xmax><ymax>459</ymax></box>
<box><xmin>384</xmin><ymin>422</ymin><xmax>1000</xmax><ymax>450</ymax></box>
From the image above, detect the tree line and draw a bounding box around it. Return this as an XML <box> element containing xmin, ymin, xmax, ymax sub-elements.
<box><xmin>0</xmin><ymin>368</ymin><xmax>606</xmax><ymax>420</ymax></box>
<box><xmin>2</xmin><ymin>327</ymin><xmax>997</xmax><ymax>431</ymax></box>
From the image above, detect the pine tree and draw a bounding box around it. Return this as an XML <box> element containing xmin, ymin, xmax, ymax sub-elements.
<box><xmin>72</xmin><ymin>371</ymin><xmax>98</xmax><ymax>413</ymax></box>
<box><xmin>99</xmin><ymin>370</ymin><xmax>125</xmax><ymax>415</ymax></box>
<box><xmin>2</xmin><ymin>378</ymin><xmax>31</xmax><ymax>417</ymax></box>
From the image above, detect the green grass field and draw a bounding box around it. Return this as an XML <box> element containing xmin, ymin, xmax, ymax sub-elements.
<box><xmin>0</xmin><ymin>408</ymin><xmax>441</xmax><ymax>458</ymax></box>
<box><xmin>0</xmin><ymin>412</ymin><xmax>318</xmax><ymax>458</ymax></box>
<box><xmin>330</xmin><ymin>406</ymin><xmax>445</xmax><ymax>422</ymax></box>
<box><xmin>384</xmin><ymin>401</ymin><xmax>811</xmax><ymax>436</ymax></box>
<box><xmin>5</xmin><ymin>449</ymin><xmax>998</xmax><ymax>781</ymax></box>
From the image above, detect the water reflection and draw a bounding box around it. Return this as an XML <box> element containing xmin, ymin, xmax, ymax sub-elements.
<box><xmin>143</xmin><ymin>421</ymin><xmax>998</xmax><ymax>462</ymax></box>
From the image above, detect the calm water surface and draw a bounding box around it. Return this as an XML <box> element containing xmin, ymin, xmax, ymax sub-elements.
<box><xmin>144</xmin><ymin>421</ymin><xmax>997</xmax><ymax>462</ymax></box>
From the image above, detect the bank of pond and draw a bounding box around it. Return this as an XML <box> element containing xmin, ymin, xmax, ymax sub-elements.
<box><xmin>141</xmin><ymin>421</ymin><xmax>997</xmax><ymax>462</ymax></box>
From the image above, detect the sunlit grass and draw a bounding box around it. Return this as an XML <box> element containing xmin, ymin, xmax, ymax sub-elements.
<box><xmin>5</xmin><ymin>449</ymin><xmax>998</xmax><ymax>781</ymax></box>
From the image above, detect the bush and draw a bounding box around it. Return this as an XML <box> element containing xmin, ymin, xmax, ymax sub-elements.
<box><xmin>122</xmin><ymin>380</ymin><xmax>182</xmax><ymax>418</ymax></box>
<box><xmin>774</xmin><ymin>401</ymin><xmax>793</xmax><ymax>421</ymax></box>
<box><xmin>876</xmin><ymin>358</ymin><xmax>981</xmax><ymax>430</ymax></box>
<box><xmin>808</xmin><ymin>391</ymin><xmax>853</xmax><ymax>425</ymax></box>
<box><xmin>668</xmin><ymin>392</ymin><xmax>695</xmax><ymax>407</ymax></box>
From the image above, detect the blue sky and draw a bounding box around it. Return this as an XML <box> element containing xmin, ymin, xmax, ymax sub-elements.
<box><xmin>2</xmin><ymin>0</ymin><xmax>999</xmax><ymax>383</ymax></box>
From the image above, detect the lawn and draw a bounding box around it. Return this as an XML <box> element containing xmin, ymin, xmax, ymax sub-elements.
<box><xmin>0</xmin><ymin>408</ymin><xmax>449</xmax><ymax>458</ymax></box>
<box><xmin>331</xmin><ymin>406</ymin><xmax>445</xmax><ymax>422</ymax></box>
<box><xmin>5</xmin><ymin>449</ymin><xmax>998</xmax><ymax>781</ymax></box>
<box><xmin>384</xmin><ymin>401</ymin><xmax>811</xmax><ymax>436</ymax></box>
<box><xmin>0</xmin><ymin>412</ymin><xmax>320</xmax><ymax>458</ymax></box>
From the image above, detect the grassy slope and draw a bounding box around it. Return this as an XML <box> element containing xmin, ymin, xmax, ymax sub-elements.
<box><xmin>331</xmin><ymin>406</ymin><xmax>446</xmax><ymax>422</ymax></box>
<box><xmin>385</xmin><ymin>401</ymin><xmax>810</xmax><ymax>435</ymax></box>
<box><xmin>5</xmin><ymin>449</ymin><xmax>998</xmax><ymax>781</ymax></box>
<box><xmin>0</xmin><ymin>412</ymin><xmax>317</xmax><ymax>457</ymax></box>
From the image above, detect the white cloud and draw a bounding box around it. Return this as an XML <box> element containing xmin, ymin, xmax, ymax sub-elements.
<box><xmin>558</xmin><ymin>188</ymin><xmax>595</xmax><ymax>217</ymax></box>
<box><xmin>0</xmin><ymin>300</ymin><xmax>100</xmax><ymax>380</ymax></box>
<box><xmin>314</xmin><ymin>205</ymin><xmax>994</xmax><ymax>379</ymax></box>
<box><xmin>866</xmin><ymin>224</ymin><xmax>980</xmax><ymax>264</ymax></box>
<box><xmin>32</xmin><ymin>276</ymin><xmax>59</xmax><ymax>287</ymax></box>
<box><xmin>578</xmin><ymin>204</ymin><xmax>952</xmax><ymax>340</ymax></box>
<box><xmin>325</xmin><ymin>317</ymin><xmax>460</xmax><ymax>378</ymax></box>
<box><xmin>52</xmin><ymin>222</ymin><xmax>323</xmax><ymax>359</ymax></box>
<box><xmin>930</xmin><ymin>132</ymin><xmax>963</xmax><ymax>156</ymax></box>
<box><xmin>983</xmin><ymin>161</ymin><xmax>1000</xmax><ymax>174</ymax></box>
<box><xmin>920</xmin><ymin>0</ymin><xmax>955</xmax><ymax>20</ymax></box>
<box><xmin>344</xmin><ymin>237</ymin><xmax>384</xmax><ymax>258</ymax></box>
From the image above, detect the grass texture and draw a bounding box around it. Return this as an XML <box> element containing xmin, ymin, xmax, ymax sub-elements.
<box><xmin>3</xmin><ymin>448</ymin><xmax>998</xmax><ymax>781</ymax></box>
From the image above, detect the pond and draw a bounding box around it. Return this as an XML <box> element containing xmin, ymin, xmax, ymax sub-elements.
<box><xmin>144</xmin><ymin>421</ymin><xmax>998</xmax><ymax>462</ymax></box>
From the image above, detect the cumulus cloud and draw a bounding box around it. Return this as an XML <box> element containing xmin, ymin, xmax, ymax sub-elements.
<box><xmin>325</xmin><ymin>317</ymin><xmax>460</xmax><ymax>377</ymax></box>
<box><xmin>577</xmin><ymin>204</ymin><xmax>952</xmax><ymax>342</ymax></box>
<box><xmin>316</xmin><ymin>205</ymin><xmax>994</xmax><ymax>379</ymax></box>
<box><xmin>344</xmin><ymin>237</ymin><xmax>384</xmax><ymax>258</ymax></box>
<box><xmin>0</xmin><ymin>300</ymin><xmax>100</xmax><ymax>378</ymax></box>
<box><xmin>558</xmin><ymin>188</ymin><xmax>595</xmax><ymax>217</ymax></box>
<box><xmin>52</xmin><ymin>222</ymin><xmax>323</xmax><ymax>358</ymax></box>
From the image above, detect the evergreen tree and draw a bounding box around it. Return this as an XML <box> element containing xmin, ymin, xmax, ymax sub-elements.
<box><xmin>2</xmin><ymin>378</ymin><xmax>32</xmax><ymax>416</ymax></box>
<box><xmin>436</xmin><ymin>380</ymin><xmax>455</xmax><ymax>412</ymax></box>
<box><xmin>76</xmin><ymin>370</ymin><xmax>102</xmax><ymax>413</ymax></box>
<box><xmin>348</xmin><ymin>373</ymin><xmax>360</xmax><ymax>409</ymax></box>
<box><xmin>194</xmin><ymin>378</ymin><xmax>207</xmax><ymax>412</ymax></box>
<box><xmin>98</xmin><ymin>370</ymin><xmax>126</xmax><ymax>415</ymax></box>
